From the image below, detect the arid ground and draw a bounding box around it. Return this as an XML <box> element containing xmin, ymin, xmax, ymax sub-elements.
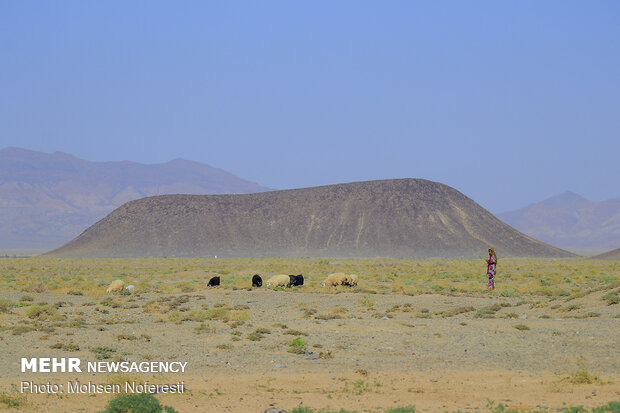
<box><xmin>0</xmin><ymin>257</ymin><xmax>618</xmax><ymax>412</ymax></box>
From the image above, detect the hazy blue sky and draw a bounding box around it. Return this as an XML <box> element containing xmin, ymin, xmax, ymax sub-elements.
<box><xmin>1</xmin><ymin>1</ymin><xmax>618</xmax><ymax>212</ymax></box>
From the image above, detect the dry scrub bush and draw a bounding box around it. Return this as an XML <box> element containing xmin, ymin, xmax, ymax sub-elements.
<box><xmin>26</xmin><ymin>304</ymin><xmax>65</xmax><ymax>321</ymax></box>
<box><xmin>0</xmin><ymin>298</ymin><xmax>15</xmax><ymax>313</ymax></box>
<box><xmin>564</xmin><ymin>357</ymin><xmax>602</xmax><ymax>385</ymax></box>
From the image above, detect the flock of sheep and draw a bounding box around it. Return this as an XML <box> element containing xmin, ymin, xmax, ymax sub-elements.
<box><xmin>105</xmin><ymin>272</ymin><xmax>358</xmax><ymax>294</ymax></box>
<box><xmin>205</xmin><ymin>272</ymin><xmax>359</xmax><ymax>288</ymax></box>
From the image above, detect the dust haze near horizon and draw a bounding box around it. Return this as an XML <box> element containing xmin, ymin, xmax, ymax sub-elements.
<box><xmin>1</xmin><ymin>1</ymin><xmax>619</xmax><ymax>212</ymax></box>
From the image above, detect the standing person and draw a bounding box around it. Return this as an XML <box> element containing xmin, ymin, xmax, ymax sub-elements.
<box><xmin>486</xmin><ymin>248</ymin><xmax>497</xmax><ymax>290</ymax></box>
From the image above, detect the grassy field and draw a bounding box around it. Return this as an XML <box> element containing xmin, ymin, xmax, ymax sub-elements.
<box><xmin>0</xmin><ymin>256</ymin><xmax>618</xmax><ymax>298</ymax></box>
<box><xmin>0</xmin><ymin>257</ymin><xmax>618</xmax><ymax>412</ymax></box>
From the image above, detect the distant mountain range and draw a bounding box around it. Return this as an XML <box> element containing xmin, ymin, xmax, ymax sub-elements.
<box><xmin>48</xmin><ymin>179</ymin><xmax>572</xmax><ymax>258</ymax></box>
<box><xmin>591</xmin><ymin>248</ymin><xmax>620</xmax><ymax>260</ymax></box>
<box><xmin>3</xmin><ymin>147</ymin><xmax>617</xmax><ymax>255</ymax></box>
<box><xmin>496</xmin><ymin>191</ymin><xmax>620</xmax><ymax>253</ymax></box>
<box><xmin>0</xmin><ymin>147</ymin><xmax>269</xmax><ymax>249</ymax></box>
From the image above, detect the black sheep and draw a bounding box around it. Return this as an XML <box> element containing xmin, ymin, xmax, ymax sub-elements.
<box><xmin>207</xmin><ymin>276</ymin><xmax>220</xmax><ymax>287</ymax></box>
<box><xmin>288</xmin><ymin>274</ymin><xmax>304</xmax><ymax>286</ymax></box>
<box><xmin>252</xmin><ymin>274</ymin><xmax>262</xmax><ymax>288</ymax></box>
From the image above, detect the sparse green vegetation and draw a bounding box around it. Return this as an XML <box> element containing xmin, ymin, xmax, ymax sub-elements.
<box><xmin>439</xmin><ymin>306</ymin><xmax>475</xmax><ymax>317</ymax></box>
<box><xmin>359</xmin><ymin>295</ymin><xmax>374</xmax><ymax>309</ymax></box>
<box><xmin>203</xmin><ymin>308</ymin><xmax>250</xmax><ymax>322</ymax></box>
<box><xmin>50</xmin><ymin>342</ymin><xmax>80</xmax><ymax>351</ymax></box>
<box><xmin>580</xmin><ymin>312</ymin><xmax>601</xmax><ymax>318</ymax></box>
<box><xmin>194</xmin><ymin>323</ymin><xmax>214</xmax><ymax>334</ymax></box>
<box><xmin>247</xmin><ymin>328</ymin><xmax>271</xmax><ymax>341</ymax></box>
<box><xmin>602</xmin><ymin>292</ymin><xmax>619</xmax><ymax>305</ymax></box>
<box><xmin>344</xmin><ymin>379</ymin><xmax>369</xmax><ymax>395</ymax></box>
<box><xmin>284</xmin><ymin>329</ymin><xmax>308</xmax><ymax>336</ymax></box>
<box><xmin>500</xmin><ymin>289</ymin><xmax>520</xmax><ymax>297</ymax></box>
<box><xmin>474</xmin><ymin>304</ymin><xmax>502</xmax><ymax>318</ymax></box>
<box><xmin>0</xmin><ymin>392</ymin><xmax>26</xmax><ymax>408</ymax></box>
<box><xmin>11</xmin><ymin>325</ymin><xmax>35</xmax><ymax>335</ymax></box>
<box><xmin>254</xmin><ymin>327</ymin><xmax>271</xmax><ymax>334</ymax></box>
<box><xmin>385</xmin><ymin>408</ymin><xmax>416</xmax><ymax>413</ymax></box>
<box><xmin>91</xmin><ymin>346</ymin><xmax>117</xmax><ymax>360</ymax></box>
<box><xmin>100</xmin><ymin>393</ymin><xmax>178</xmax><ymax>413</ymax></box>
<box><xmin>590</xmin><ymin>401</ymin><xmax>620</xmax><ymax>412</ymax></box>
<box><xmin>288</xmin><ymin>337</ymin><xmax>307</xmax><ymax>354</ymax></box>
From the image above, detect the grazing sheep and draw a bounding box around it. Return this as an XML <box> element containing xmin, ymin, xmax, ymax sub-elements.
<box><xmin>266</xmin><ymin>274</ymin><xmax>291</xmax><ymax>288</ymax></box>
<box><xmin>345</xmin><ymin>274</ymin><xmax>358</xmax><ymax>286</ymax></box>
<box><xmin>321</xmin><ymin>272</ymin><xmax>357</xmax><ymax>287</ymax></box>
<box><xmin>252</xmin><ymin>274</ymin><xmax>262</xmax><ymax>288</ymax></box>
<box><xmin>207</xmin><ymin>276</ymin><xmax>220</xmax><ymax>287</ymax></box>
<box><xmin>106</xmin><ymin>279</ymin><xmax>125</xmax><ymax>293</ymax></box>
<box><xmin>125</xmin><ymin>285</ymin><xmax>135</xmax><ymax>292</ymax></box>
<box><xmin>289</xmin><ymin>274</ymin><xmax>304</xmax><ymax>286</ymax></box>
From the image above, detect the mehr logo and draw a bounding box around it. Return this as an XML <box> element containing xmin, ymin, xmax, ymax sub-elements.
<box><xmin>21</xmin><ymin>358</ymin><xmax>82</xmax><ymax>373</ymax></box>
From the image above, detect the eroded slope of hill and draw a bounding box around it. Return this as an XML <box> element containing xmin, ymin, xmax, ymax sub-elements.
<box><xmin>49</xmin><ymin>179</ymin><xmax>572</xmax><ymax>258</ymax></box>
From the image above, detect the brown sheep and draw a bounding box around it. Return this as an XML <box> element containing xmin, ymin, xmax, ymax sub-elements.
<box><xmin>347</xmin><ymin>274</ymin><xmax>359</xmax><ymax>286</ymax></box>
<box><xmin>321</xmin><ymin>273</ymin><xmax>350</xmax><ymax>287</ymax></box>
<box><xmin>106</xmin><ymin>279</ymin><xmax>125</xmax><ymax>294</ymax></box>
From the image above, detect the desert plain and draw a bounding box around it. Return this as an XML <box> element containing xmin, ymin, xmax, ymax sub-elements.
<box><xmin>0</xmin><ymin>257</ymin><xmax>618</xmax><ymax>412</ymax></box>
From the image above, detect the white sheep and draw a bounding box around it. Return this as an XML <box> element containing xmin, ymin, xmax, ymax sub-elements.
<box><xmin>266</xmin><ymin>274</ymin><xmax>291</xmax><ymax>287</ymax></box>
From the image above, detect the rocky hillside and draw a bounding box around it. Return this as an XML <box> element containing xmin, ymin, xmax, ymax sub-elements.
<box><xmin>48</xmin><ymin>179</ymin><xmax>573</xmax><ymax>258</ymax></box>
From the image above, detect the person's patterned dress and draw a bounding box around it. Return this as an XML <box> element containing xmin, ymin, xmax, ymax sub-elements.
<box><xmin>486</xmin><ymin>254</ymin><xmax>497</xmax><ymax>288</ymax></box>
